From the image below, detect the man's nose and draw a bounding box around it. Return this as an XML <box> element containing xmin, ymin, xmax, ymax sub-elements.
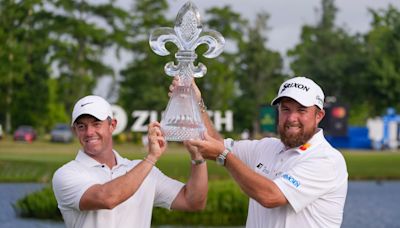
<box><xmin>286</xmin><ymin>111</ymin><xmax>299</xmax><ymax>121</ymax></box>
<box><xmin>85</xmin><ymin>125</ymin><xmax>96</xmax><ymax>135</ymax></box>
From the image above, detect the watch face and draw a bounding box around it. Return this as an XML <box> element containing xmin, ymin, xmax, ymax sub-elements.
<box><xmin>216</xmin><ymin>155</ymin><xmax>225</xmax><ymax>166</ymax></box>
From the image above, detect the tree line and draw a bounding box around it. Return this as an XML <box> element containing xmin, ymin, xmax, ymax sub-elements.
<box><xmin>1</xmin><ymin>0</ymin><xmax>399</xmax><ymax>137</ymax></box>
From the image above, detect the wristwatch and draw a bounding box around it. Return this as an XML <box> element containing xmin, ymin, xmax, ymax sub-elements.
<box><xmin>216</xmin><ymin>149</ymin><xmax>230</xmax><ymax>166</ymax></box>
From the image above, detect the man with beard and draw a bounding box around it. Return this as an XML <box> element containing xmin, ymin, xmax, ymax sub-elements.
<box><xmin>184</xmin><ymin>77</ymin><xmax>348</xmax><ymax>228</ymax></box>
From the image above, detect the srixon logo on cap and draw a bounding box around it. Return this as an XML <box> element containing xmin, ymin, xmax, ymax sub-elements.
<box><xmin>281</xmin><ymin>83</ymin><xmax>310</xmax><ymax>93</ymax></box>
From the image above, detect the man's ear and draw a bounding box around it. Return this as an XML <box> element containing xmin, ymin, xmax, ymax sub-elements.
<box><xmin>110</xmin><ymin>119</ymin><xmax>118</xmax><ymax>131</ymax></box>
<box><xmin>316</xmin><ymin>108</ymin><xmax>325</xmax><ymax>124</ymax></box>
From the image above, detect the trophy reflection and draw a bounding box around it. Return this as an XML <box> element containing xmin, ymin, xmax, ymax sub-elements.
<box><xmin>149</xmin><ymin>1</ymin><xmax>225</xmax><ymax>141</ymax></box>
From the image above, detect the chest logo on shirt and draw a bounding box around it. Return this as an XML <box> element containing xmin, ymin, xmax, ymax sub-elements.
<box><xmin>299</xmin><ymin>143</ymin><xmax>311</xmax><ymax>151</ymax></box>
<box><xmin>256</xmin><ymin>163</ymin><xmax>270</xmax><ymax>175</ymax></box>
<box><xmin>282</xmin><ymin>173</ymin><xmax>301</xmax><ymax>188</ymax></box>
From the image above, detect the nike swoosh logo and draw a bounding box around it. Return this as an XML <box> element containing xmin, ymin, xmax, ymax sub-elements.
<box><xmin>80</xmin><ymin>102</ymin><xmax>94</xmax><ymax>107</ymax></box>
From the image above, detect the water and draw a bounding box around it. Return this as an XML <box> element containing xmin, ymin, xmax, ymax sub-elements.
<box><xmin>341</xmin><ymin>181</ymin><xmax>400</xmax><ymax>228</ymax></box>
<box><xmin>1</xmin><ymin>181</ymin><xmax>399</xmax><ymax>228</ymax></box>
<box><xmin>0</xmin><ymin>183</ymin><xmax>64</xmax><ymax>228</ymax></box>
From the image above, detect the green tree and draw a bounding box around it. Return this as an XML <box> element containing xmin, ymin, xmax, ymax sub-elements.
<box><xmin>45</xmin><ymin>78</ymin><xmax>69</xmax><ymax>129</ymax></box>
<box><xmin>46</xmin><ymin>0</ymin><xmax>131</xmax><ymax>115</ymax></box>
<box><xmin>0</xmin><ymin>0</ymin><xmax>51</xmax><ymax>132</ymax></box>
<box><xmin>235</xmin><ymin>12</ymin><xmax>283</xmax><ymax>136</ymax></box>
<box><xmin>119</xmin><ymin>0</ymin><xmax>173</xmax><ymax>120</ymax></box>
<box><xmin>0</xmin><ymin>0</ymin><xmax>133</xmax><ymax>132</ymax></box>
<box><xmin>288</xmin><ymin>0</ymin><xmax>368</xmax><ymax>124</ymax></box>
<box><xmin>363</xmin><ymin>5</ymin><xmax>400</xmax><ymax>115</ymax></box>
<box><xmin>199</xmin><ymin>6</ymin><xmax>247</xmax><ymax>112</ymax></box>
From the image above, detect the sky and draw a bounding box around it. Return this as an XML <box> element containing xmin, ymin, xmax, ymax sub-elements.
<box><xmin>118</xmin><ymin>0</ymin><xmax>400</xmax><ymax>55</ymax></box>
<box><xmin>97</xmin><ymin>0</ymin><xmax>400</xmax><ymax>98</ymax></box>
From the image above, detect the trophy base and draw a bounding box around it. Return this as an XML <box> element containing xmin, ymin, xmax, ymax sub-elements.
<box><xmin>160</xmin><ymin>85</ymin><xmax>206</xmax><ymax>141</ymax></box>
<box><xmin>161</xmin><ymin>122</ymin><xmax>204</xmax><ymax>141</ymax></box>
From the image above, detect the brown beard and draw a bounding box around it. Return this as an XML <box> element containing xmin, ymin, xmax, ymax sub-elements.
<box><xmin>278</xmin><ymin>122</ymin><xmax>316</xmax><ymax>148</ymax></box>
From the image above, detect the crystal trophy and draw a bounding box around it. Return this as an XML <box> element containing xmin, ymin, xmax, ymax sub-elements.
<box><xmin>149</xmin><ymin>1</ymin><xmax>225</xmax><ymax>141</ymax></box>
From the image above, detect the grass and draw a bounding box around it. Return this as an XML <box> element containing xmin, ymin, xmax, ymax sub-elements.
<box><xmin>1</xmin><ymin>137</ymin><xmax>400</xmax><ymax>182</ymax></box>
<box><xmin>343</xmin><ymin>150</ymin><xmax>400</xmax><ymax>180</ymax></box>
<box><xmin>0</xmin><ymin>137</ymin><xmax>230</xmax><ymax>182</ymax></box>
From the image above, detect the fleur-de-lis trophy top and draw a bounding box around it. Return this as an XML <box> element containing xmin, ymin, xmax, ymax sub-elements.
<box><xmin>149</xmin><ymin>1</ymin><xmax>225</xmax><ymax>141</ymax></box>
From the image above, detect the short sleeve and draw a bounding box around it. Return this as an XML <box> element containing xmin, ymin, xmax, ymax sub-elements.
<box><xmin>152</xmin><ymin>167</ymin><xmax>184</xmax><ymax>209</ymax></box>
<box><xmin>227</xmin><ymin>138</ymin><xmax>282</xmax><ymax>167</ymax></box>
<box><xmin>52</xmin><ymin>164</ymin><xmax>97</xmax><ymax>211</ymax></box>
<box><xmin>274</xmin><ymin>155</ymin><xmax>337</xmax><ymax>213</ymax></box>
<box><xmin>227</xmin><ymin>139</ymin><xmax>258</xmax><ymax>166</ymax></box>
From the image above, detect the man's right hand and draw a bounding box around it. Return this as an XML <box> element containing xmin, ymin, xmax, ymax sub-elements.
<box><xmin>168</xmin><ymin>76</ymin><xmax>202</xmax><ymax>102</ymax></box>
<box><xmin>185</xmin><ymin>132</ymin><xmax>225</xmax><ymax>161</ymax></box>
<box><xmin>147</xmin><ymin>121</ymin><xmax>166</xmax><ymax>162</ymax></box>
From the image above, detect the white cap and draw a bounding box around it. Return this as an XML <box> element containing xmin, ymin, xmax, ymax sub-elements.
<box><xmin>271</xmin><ymin>77</ymin><xmax>325</xmax><ymax>109</ymax></box>
<box><xmin>71</xmin><ymin>95</ymin><xmax>113</xmax><ymax>125</ymax></box>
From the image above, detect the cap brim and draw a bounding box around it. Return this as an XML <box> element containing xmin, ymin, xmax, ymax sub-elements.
<box><xmin>271</xmin><ymin>96</ymin><xmax>281</xmax><ymax>106</ymax></box>
<box><xmin>71</xmin><ymin>112</ymin><xmax>108</xmax><ymax>126</ymax></box>
<box><xmin>270</xmin><ymin>95</ymin><xmax>315</xmax><ymax>108</ymax></box>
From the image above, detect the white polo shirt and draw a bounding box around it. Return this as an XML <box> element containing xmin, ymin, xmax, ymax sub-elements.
<box><xmin>226</xmin><ymin>129</ymin><xmax>348</xmax><ymax>228</ymax></box>
<box><xmin>52</xmin><ymin>150</ymin><xmax>184</xmax><ymax>228</ymax></box>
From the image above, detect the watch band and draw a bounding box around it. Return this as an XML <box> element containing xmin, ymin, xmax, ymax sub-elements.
<box><xmin>216</xmin><ymin>148</ymin><xmax>230</xmax><ymax>166</ymax></box>
<box><xmin>143</xmin><ymin>157</ymin><xmax>156</xmax><ymax>166</ymax></box>
<box><xmin>191</xmin><ymin>159</ymin><xmax>206</xmax><ymax>165</ymax></box>
<box><xmin>221</xmin><ymin>148</ymin><xmax>230</xmax><ymax>157</ymax></box>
